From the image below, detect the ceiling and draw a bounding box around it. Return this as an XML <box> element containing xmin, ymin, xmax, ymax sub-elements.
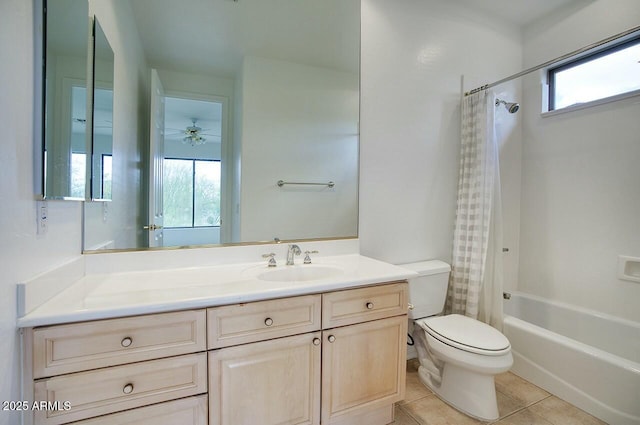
<box><xmin>128</xmin><ymin>0</ymin><xmax>360</xmax><ymax>78</ymax></box>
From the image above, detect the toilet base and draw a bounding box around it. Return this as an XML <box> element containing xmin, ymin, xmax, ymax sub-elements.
<box><xmin>418</xmin><ymin>362</ymin><xmax>499</xmax><ymax>421</ymax></box>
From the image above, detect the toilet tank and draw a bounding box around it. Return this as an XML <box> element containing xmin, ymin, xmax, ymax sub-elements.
<box><xmin>399</xmin><ymin>260</ymin><xmax>451</xmax><ymax>319</ymax></box>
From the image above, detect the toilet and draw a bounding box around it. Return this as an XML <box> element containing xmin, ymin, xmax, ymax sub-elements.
<box><xmin>400</xmin><ymin>260</ymin><xmax>513</xmax><ymax>421</ymax></box>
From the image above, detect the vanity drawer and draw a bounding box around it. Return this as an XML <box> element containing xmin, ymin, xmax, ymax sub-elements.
<box><xmin>70</xmin><ymin>395</ymin><xmax>207</xmax><ymax>425</ymax></box>
<box><xmin>207</xmin><ymin>294</ymin><xmax>321</xmax><ymax>349</ymax></box>
<box><xmin>322</xmin><ymin>282</ymin><xmax>408</xmax><ymax>328</ymax></box>
<box><xmin>33</xmin><ymin>353</ymin><xmax>207</xmax><ymax>425</ymax></box>
<box><xmin>33</xmin><ymin>310</ymin><xmax>206</xmax><ymax>379</ymax></box>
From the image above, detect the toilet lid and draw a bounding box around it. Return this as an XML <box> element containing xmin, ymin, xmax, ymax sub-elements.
<box><xmin>418</xmin><ymin>314</ymin><xmax>510</xmax><ymax>356</ymax></box>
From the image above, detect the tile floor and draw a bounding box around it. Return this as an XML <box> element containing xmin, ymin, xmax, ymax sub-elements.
<box><xmin>394</xmin><ymin>359</ymin><xmax>607</xmax><ymax>425</ymax></box>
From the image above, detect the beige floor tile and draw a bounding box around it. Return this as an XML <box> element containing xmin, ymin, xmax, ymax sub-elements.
<box><xmin>392</xmin><ymin>405</ymin><xmax>421</xmax><ymax>425</ymax></box>
<box><xmin>400</xmin><ymin>365</ymin><xmax>433</xmax><ymax>405</ymax></box>
<box><xmin>400</xmin><ymin>361</ymin><xmax>605</xmax><ymax>425</ymax></box>
<box><xmin>492</xmin><ymin>409</ymin><xmax>554</xmax><ymax>425</ymax></box>
<box><xmin>495</xmin><ymin>390</ymin><xmax>527</xmax><ymax>420</ymax></box>
<box><xmin>528</xmin><ymin>396</ymin><xmax>607</xmax><ymax>425</ymax></box>
<box><xmin>401</xmin><ymin>394</ymin><xmax>484</xmax><ymax>425</ymax></box>
<box><xmin>495</xmin><ymin>372</ymin><xmax>550</xmax><ymax>406</ymax></box>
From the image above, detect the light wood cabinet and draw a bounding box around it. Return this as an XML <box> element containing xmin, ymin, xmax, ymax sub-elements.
<box><xmin>321</xmin><ymin>316</ymin><xmax>407</xmax><ymax>424</ymax></box>
<box><xmin>27</xmin><ymin>281</ymin><xmax>408</xmax><ymax>425</ymax></box>
<box><xmin>208</xmin><ymin>282</ymin><xmax>408</xmax><ymax>425</ymax></box>
<box><xmin>209</xmin><ymin>332</ymin><xmax>322</xmax><ymax>425</ymax></box>
<box><xmin>28</xmin><ymin>310</ymin><xmax>208</xmax><ymax>425</ymax></box>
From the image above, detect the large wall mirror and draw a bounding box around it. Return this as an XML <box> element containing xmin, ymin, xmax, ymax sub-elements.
<box><xmin>40</xmin><ymin>0</ymin><xmax>360</xmax><ymax>252</ymax></box>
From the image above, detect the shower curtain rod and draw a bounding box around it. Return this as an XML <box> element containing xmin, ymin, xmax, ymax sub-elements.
<box><xmin>464</xmin><ymin>24</ymin><xmax>640</xmax><ymax>96</ymax></box>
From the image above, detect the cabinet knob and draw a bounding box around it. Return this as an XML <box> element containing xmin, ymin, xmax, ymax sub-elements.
<box><xmin>312</xmin><ymin>338</ymin><xmax>321</xmax><ymax>346</ymax></box>
<box><xmin>328</xmin><ymin>335</ymin><xmax>336</xmax><ymax>343</ymax></box>
<box><xmin>121</xmin><ymin>337</ymin><xmax>133</xmax><ymax>348</ymax></box>
<box><xmin>123</xmin><ymin>383</ymin><xmax>134</xmax><ymax>394</ymax></box>
<box><xmin>264</xmin><ymin>318</ymin><xmax>274</xmax><ymax>327</ymax></box>
<box><xmin>366</xmin><ymin>302</ymin><xmax>374</xmax><ymax>310</ymax></box>
<box><xmin>408</xmin><ymin>303</ymin><xmax>415</xmax><ymax>310</ymax></box>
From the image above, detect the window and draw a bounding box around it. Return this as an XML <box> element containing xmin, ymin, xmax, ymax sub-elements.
<box><xmin>101</xmin><ymin>154</ymin><xmax>112</xmax><ymax>199</ymax></box>
<box><xmin>163</xmin><ymin>158</ymin><xmax>221</xmax><ymax>228</ymax></box>
<box><xmin>548</xmin><ymin>36</ymin><xmax>640</xmax><ymax>111</ymax></box>
<box><xmin>70</xmin><ymin>152</ymin><xmax>86</xmax><ymax>198</ymax></box>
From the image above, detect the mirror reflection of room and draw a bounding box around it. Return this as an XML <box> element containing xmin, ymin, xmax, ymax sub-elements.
<box><xmin>79</xmin><ymin>0</ymin><xmax>359</xmax><ymax>252</ymax></box>
<box><xmin>91</xmin><ymin>18</ymin><xmax>114</xmax><ymax>201</ymax></box>
<box><xmin>43</xmin><ymin>0</ymin><xmax>89</xmax><ymax>200</ymax></box>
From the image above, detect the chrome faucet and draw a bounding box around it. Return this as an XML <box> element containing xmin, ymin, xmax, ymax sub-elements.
<box><xmin>286</xmin><ymin>244</ymin><xmax>301</xmax><ymax>265</ymax></box>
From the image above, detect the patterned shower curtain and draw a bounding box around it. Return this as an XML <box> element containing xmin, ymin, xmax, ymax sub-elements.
<box><xmin>445</xmin><ymin>90</ymin><xmax>504</xmax><ymax>329</ymax></box>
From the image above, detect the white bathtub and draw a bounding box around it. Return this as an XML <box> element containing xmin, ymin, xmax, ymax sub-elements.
<box><xmin>503</xmin><ymin>292</ymin><xmax>640</xmax><ymax>425</ymax></box>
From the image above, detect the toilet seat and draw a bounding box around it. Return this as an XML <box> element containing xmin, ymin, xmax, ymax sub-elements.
<box><xmin>417</xmin><ymin>314</ymin><xmax>510</xmax><ymax>356</ymax></box>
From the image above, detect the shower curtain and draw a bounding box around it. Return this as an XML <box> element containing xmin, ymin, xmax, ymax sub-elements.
<box><xmin>445</xmin><ymin>90</ymin><xmax>505</xmax><ymax>329</ymax></box>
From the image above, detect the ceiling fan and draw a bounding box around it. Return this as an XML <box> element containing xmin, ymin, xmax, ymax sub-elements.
<box><xmin>180</xmin><ymin>118</ymin><xmax>220</xmax><ymax>146</ymax></box>
<box><xmin>72</xmin><ymin>117</ymin><xmax>113</xmax><ymax>131</ymax></box>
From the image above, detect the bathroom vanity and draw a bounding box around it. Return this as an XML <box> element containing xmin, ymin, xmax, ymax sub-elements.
<box><xmin>18</xmin><ymin>251</ymin><xmax>414</xmax><ymax>425</ymax></box>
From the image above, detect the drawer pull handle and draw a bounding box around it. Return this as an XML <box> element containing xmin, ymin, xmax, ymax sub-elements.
<box><xmin>121</xmin><ymin>337</ymin><xmax>133</xmax><ymax>348</ymax></box>
<box><xmin>123</xmin><ymin>383</ymin><xmax>134</xmax><ymax>394</ymax></box>
<box><xmin>328</xmin><ymin>335</ymin><xmax>336</xmax><ymax>343</ymax></box>
<box><xmin>313</xmin><ymin>338</ymin><xmax>321</xmax><ymax>346</ymax></box>
<box><xmin>366</xmin><ymin>302</ymin><xmax>374</xmax><ymax>310</ymax></box>
<box><xmin>264</xmin><ymin>318</ymin><xmax>274</xmax><ymax>327</ymax></box>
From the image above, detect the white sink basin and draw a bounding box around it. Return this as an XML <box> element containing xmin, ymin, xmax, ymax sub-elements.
<box><xmin>257</xmin><ymin>265</ymin><xmax>343</xmax><ymax>282</ymax></box>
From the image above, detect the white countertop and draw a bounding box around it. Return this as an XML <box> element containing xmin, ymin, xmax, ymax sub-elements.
<box><xmin>17</xmin><ymin>254</ymin><xmax>416</xmax><ymax>328</ymax></box>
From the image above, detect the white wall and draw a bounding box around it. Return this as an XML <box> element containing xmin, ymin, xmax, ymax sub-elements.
<box><xmin>0</xmin><ymin>2</ymin><xmax>82</xmax><ymax>424</ymax></box>
<box><xmin>84</xmin><ymin>0</ymin><xmax>149</xmax><ymax>251</ymax></box>
<box><xmin>518</xmin><ymin>0</ymin><xmax>640</xmax><ymax>321</ymax></box>
<box><xmin>158</xmin><ymin>69</ymin><xmax>234</xmax><ymax>100</ymax></box>
<box><xmin>359</xmin><ymin>0</ymin><xmax>523</xmax><ymax>279</ymax></box>
<box><xmin>239</xmin><ymin>56</ymin><xmax>359</xmax><ymax>242</ymax></box>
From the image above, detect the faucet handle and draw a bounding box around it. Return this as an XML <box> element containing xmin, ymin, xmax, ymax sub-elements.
<box><xmin>303</xmin><ymin>250</ymin><xmax>319</xmax><ymax>264</ymax></box>
<box><xmin>262</xmin><ymin>253</ymin><xmax>277</xmax><ymax>267</ymax></box>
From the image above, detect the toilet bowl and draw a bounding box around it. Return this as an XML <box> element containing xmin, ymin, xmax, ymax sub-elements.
<box><xmin>400</xmin><ymin>261</ymin><xmax>513</xmax><ymax>421</ymax></box>
<box><xmin>415</xmin><ymin>314</ymin><xmax>512</xmax><ymax>420</ymax></box>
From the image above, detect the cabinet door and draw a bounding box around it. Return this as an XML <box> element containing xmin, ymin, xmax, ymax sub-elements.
<box><xmin>209</xmin><ymin>332</ymin><xmax>321</xmax><ymax>425</ymax></box>
<box><xmin>321</xmin><ymin>316</ymin><xmax>407</xmax><ymax>424</ymax></box>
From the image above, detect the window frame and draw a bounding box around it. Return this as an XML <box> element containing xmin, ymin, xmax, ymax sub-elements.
<box><xmin>163</xmin><ymin>157</ymin><xmax>221</xmax><ymax>229</ymax></box>
<box><xmin>547</xmin><ymin>35</ymin><xmax>640</xmax><ymax>111</ymax></box>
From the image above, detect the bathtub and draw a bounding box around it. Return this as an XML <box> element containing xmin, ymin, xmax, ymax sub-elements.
<box><xmin>503</xmin><ymin>292</ymin><xmax>640</xmax><ymax>425</ymax></box>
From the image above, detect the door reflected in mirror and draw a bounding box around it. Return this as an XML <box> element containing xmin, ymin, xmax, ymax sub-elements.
<box><xmin>162</xmin><ymin>96</ymin><xmax>224</xmax><ymax>247</ymax></box>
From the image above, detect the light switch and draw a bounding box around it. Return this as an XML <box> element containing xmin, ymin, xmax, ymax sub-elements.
<box><xmin>37</xmin><ymin>200</ymin><xmax>48</xmax><ymax>235</ymax></box>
